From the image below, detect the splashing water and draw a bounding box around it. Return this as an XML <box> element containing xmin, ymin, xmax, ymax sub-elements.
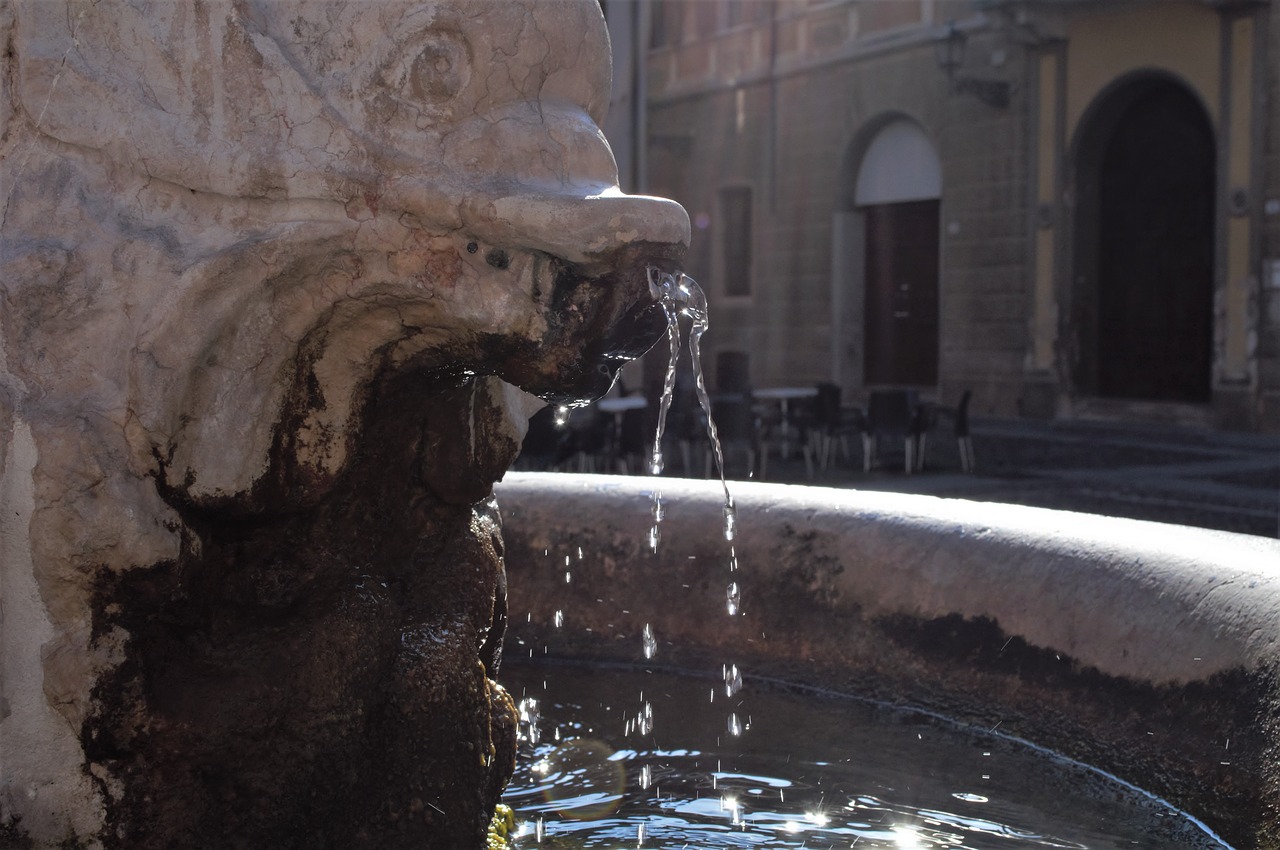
<box><xmin>724</xmin><ymin>663</ymin><xmax>743</xmax><ymax>697</ymax></box>
<box><xmin>642</xmin><ymin>623</ymin><xmax>658</xmax><ymax>660</ymax></box>
<box><xmin>726</xmin><ymin>581</ymin><xmax>741</xmax><ymax>616</ymax></box>
<box><xmin>518</xmin><ymin>697</ymin><xmax>541</xmax><ymax>746</ymax></box>
<box><xmin>634</xmin><ymin>701</ymin><xmax>654</xmax><ymax>736</ymax></box>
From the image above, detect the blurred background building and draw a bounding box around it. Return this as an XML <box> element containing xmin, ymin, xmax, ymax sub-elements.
<box><xmin>601</xmin><ymin>0</ymin><xmax>1279</xmax><ymax>432</ymax></box>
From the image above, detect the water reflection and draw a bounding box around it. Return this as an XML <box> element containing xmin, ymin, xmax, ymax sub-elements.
<box><xmin>502</xmin><ymin>665</ymin><xmax>1229</xmax><ymax>849</ymax></box>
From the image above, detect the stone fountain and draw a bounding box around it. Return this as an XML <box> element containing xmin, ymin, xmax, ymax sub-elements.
<box><xmin>498</xmin><ymin>475</ymin><xmax>1280</xmax><ymax>848</ymax></box>
<box><xmin>0</xmin><ymin>2</ymin><xmax>686</xmax><ymax>847</ymax></box>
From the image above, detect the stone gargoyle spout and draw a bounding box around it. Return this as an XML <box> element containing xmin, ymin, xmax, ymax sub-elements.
<box><xmin>0</xmin><ymin>2</ymin><xmax>687</xmax><ymax>848</ymax></box>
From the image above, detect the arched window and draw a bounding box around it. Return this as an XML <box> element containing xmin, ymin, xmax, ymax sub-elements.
<box><xmin>854</xmin><ymin>120</ymin><xmax>942</xmax><ymax>206</ymax></box>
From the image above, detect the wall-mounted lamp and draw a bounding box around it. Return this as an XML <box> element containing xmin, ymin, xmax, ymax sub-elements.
<box><xmin>936</xmin><ymin>21</ymin><xmax>1012</xmax><ymax>110</ymax></box>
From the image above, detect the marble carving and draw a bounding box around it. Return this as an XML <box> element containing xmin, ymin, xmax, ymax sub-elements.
<box><xmin>0</xmin><ymin>1</ymin><xmax>688</xmax><ymax>847</ymax></box>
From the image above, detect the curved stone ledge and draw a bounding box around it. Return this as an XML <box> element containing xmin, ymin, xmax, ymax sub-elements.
<box><xmin>496</xmin><ymin>472</ymin><xmax>1280</xmax><ymax>849</ymax></box>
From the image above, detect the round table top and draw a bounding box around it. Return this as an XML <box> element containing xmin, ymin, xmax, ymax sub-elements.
<box><xmin>754</xmin><ymin>387</ymin><xmax>819</xmax><ymax>400</ymax></box>
<box><xmin>597</xmin><ymin>396</ymin><xmax>648</xmax><ymax>413</ymax></box>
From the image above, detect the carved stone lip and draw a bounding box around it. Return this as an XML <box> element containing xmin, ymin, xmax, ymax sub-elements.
<box><xmin>375</xmin><ymin>178</ymin><xmax>692</xmax><ymax>270</ymax></box>
<box><xmin>464</xmin><ymin>187</ymin><xmax>691</xmax><ymax>269</ymax></box>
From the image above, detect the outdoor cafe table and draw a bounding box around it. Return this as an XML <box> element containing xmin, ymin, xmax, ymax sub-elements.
<box><xmin>753</xmin><ymin>387</ymin><xmax>818</xmax><ymax>458</ymax></box>
<box><xmin>597</xmin><ymin>396</ymin><xmax>648</xmax><ymax>415</ymax></box>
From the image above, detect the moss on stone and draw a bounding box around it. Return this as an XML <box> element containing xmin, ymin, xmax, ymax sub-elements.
<box><xmin>485</xmin><ymin>804</ymin><xmax>516</xmax><ymax>850</ymax></box>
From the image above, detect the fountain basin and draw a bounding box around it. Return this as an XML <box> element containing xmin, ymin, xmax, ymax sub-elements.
<box><xmin>495</xmin><ymin>473</ymin><xmax>1280</xmax><ymax>849</ymax></box>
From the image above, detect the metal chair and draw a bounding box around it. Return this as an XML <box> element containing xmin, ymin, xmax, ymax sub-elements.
<box><xmin>931</xmin><ymin>389</ymin><xmax>975</xmax><ymax>472</ymax></box>
<box><xmin>861</xmin><ymin>389</ymin><xmax>919</xmax><ymax>473</ymax></box>
<box><xmin>954</xmin><ymin>390</ymin><xmax>975</xmax><ymax>472</ymax></box>
<box><xmin>808</xmin><ymin>382</ymin><xmax>857</xmax><ymax>471</ymax></box>
<box><xmin>516</xmin><ymin>405</ymin><xmax>562</xmax><ymax>470</ymax></box>
<box><xmin>756</xmin><ymin>394</ymin><xmax>817</xmax><ymax>481</ymax></box>
<box><xmin>909</xmin><ymin>402</ymin><xmax>938</xmax><ymax>472</ymax></box>
<box><xmin>614</xmin><ymin>405</ymin><xmax>650</xmax><ymax>474</ymax></box>
<box><xmin>559</xmin><ymin>406</ymin><xmax>607</xmax><ymax>473</ymax></box>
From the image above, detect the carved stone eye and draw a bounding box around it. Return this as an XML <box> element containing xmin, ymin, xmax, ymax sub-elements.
<box><xmin>403</xmin><ymin>31</ymin><xmax>470</xmax><ymax>104</ymax></box>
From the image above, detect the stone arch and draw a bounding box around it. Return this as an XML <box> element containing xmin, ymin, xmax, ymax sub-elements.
<box><xmin>831</xmin><ymin>115</ymin><xmax>942</xmax><ymax>389</ymax></box>
<box><xmin>1068</xmin><ymin>72</ymin><xmax>1216</xmax><ymax>403</ymax></box>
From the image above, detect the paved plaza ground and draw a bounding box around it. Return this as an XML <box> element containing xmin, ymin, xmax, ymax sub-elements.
<box><xmin>750</xmin><ymin>417</ymin><xmax>1280</xmax><ymax>539</ymax></box>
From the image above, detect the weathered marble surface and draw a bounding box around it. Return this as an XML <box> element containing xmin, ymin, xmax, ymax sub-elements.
<box><xmin>0</xmin><ymin>2</ymin><xmax>687</xmax><ymax>847</ymax></box>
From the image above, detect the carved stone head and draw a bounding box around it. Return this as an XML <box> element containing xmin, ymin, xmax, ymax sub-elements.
<box><xmin>5</xmin><ymin>0</ymin><xmax>686</xmax><ymax>501</ymax></box>
<box><xmin>0</xmin><ymin>2</ymin><xmax>687</xmax><ymax>846</ymax></box>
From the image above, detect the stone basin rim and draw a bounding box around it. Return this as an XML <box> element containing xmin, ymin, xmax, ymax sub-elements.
<box><xmin>496</xmin><ymin>472</ymin><xmax>1280</xmax><ymax>686</ymax></box>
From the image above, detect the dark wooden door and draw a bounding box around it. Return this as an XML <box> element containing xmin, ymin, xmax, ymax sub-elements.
<box><xmin>864</xmin><ymin>199</ymin><xmax>939</xmax><ymax>386</ymax></box>
<box><xmin>1097</xmin><ymin>84</ymin><xmax>1214</xmax><ymax>402</ymax></box>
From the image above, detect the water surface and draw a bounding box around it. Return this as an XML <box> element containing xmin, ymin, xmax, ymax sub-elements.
<box><xmin>500</xmin><ymin>663</ymin><xmax>1229</xmax><ymax>849</ymax></box>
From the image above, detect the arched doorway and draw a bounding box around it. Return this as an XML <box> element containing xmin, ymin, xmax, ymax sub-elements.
<box><xmin>853</xmin><ymin>119</ymin><xmax>942</xmax><ymax>387</ymax></box>
<box><xmin>1072</xmin><ymin>76</ymin><xmax>1215</xmax><ymax>402</ymax></box>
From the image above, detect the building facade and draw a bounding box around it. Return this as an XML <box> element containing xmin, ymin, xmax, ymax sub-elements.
<box><xmin>609</xmin><ymin>0</ymin><xmax>1279</xmax><ymax>431</ymax></box>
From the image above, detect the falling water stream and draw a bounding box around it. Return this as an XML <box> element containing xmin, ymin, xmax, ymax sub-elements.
<box><xmin>645</xmin><ymin>267</ymin><xmax>736</xmax><ymax>539</ymax></box>
<box><xmin>643</xmin><ymin>267</ymin><xmax>745</xmax><ymax>741</ymax></box>
<box><xmin>645</xmin><ymin>267</ymin><xmax>740</xmax><ymax>591</ymax></box>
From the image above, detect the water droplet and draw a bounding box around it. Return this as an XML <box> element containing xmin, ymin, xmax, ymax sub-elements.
<box><xmin>724</xmin><ymin>663</ymin><xmax>742</xmax><ymax>697</ymax></box>
<box><xmin>646</xmin><ymin>524</ymin><xmax>660</xmax><ymax>553</ymax></box>
<box><xmin>554</xmin><ymin>610</ymin><xmax>564</xmax><ymax>628</ymax></box>
<box><xmin>727</xmin><ymin>712</ymin><xmax>743</xmax><ymax>737</ymax></box>
<box><xmin>649</xmin><ymin>447</ymin><xmax>664</xmax><ymax>476</ymax></box>
<box><xmin>642</xmin><ymin>623</ymin><xmax>658</xmax><ymax>660</ymax></box>
<box><xmin>554</xmin><ymin>406</ymin><xmax>569</xmax><ymax>428</ymax></box>
<box><xmin>518</xmin><ymin>697</ymin><xmax>541</xmax><ymax>745</ymax></box>
<box><xmin>636</xmin><ymin>822</ymin><xmax>646</xmax><ymax>845</ymax></box>
<box><xmin>636</xmin><ymin>701</ymin><xmax>654</xmax><ymax>735</ymax></box>
<box><xmin>651</xmin><ymin>496</ymin><xmax>664</xmax><ymax>523</ymax></box>
<box><xmin>723</xmin><ymin>503</ymin><xmax>737</xmax><ymax>541</ymax></box>
<box><xmin>536</xmin><ymin>816</ymin><xmax>545</xmax><ymax>842</ymax></box>
<box><xmin>564</xmin><ymin>571</ymin><xmax>571</xmax><ymax>584</ymax></box>
<box><xmin>639</xmin><ymin>764</ymin><xmax>652</xmax><ymax>790</ymax></box>
<box><xmin>726</xmin><ymin>582</ymin><xmax>741</xmax><ymax>616</ymax></box>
